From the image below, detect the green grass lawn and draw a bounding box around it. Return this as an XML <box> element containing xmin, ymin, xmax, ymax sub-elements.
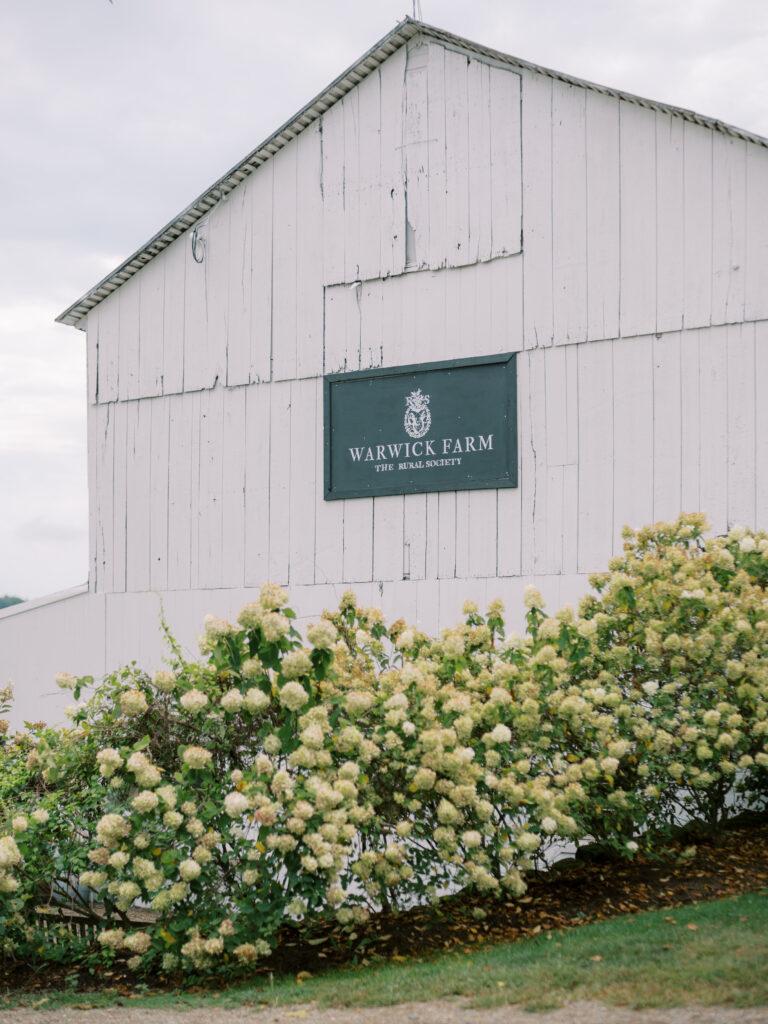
<box><xmin>6</xmin><ymin>890</ymin><xmax>767</xmax><ymax>1013</ymax></box>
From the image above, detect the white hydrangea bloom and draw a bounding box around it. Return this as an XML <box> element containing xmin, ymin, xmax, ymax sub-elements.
<box><xmin>180</xmin><ymin>689</ymin><xmax>209</xmax><ymax>714</ymax></box>
<box><xmin>243</xmin><ymin>687</ymin><xmax>270</xmax><ymax>713</ymax></box>
<box><xmin>0</xmin><ymin>836</ymin><xmax>22</xmax><ymax>869</ymax></box>
<box><xmin>220</xmin><ymin>689</ymin><xmax>244</xmax><ymax>712</ymax></box>
<box><xmin>278</xmin><ymin>681</ymin><xmax>310</xmax><ymax>711</ymax></box>
<box><xmin>307</xmin><ymin>619</ymin><xmax>338</xmax><ymax>649</ymax></box>
<box><xmin>183</xmin><ymin>746</ymin><xmax>213</xmax><ymax>770</ymax></box>
<box><xmin>262</xmin><ymin>612</ymin><xmax>290</xmax><ymax>642</ymax></box>
<box><xmin>123</xmin><ymin>931</ymin><xmax>152</xmax><ymax>954</ymax></box>
<box><xmin>179</xmin><ymin>859</ymin><xmax>202</xmax><ymax>881</ymax></box>
<box><xmin>98</xmin><ymin>929</ymin><xmax>125</xmax><ymax>950</ymax></box>
<box><xmin>153</xmin><ymin>670</ymin><xmax>176</xmax><ymax>693</ymax></box>
<box><xmin>224</xmin><ymin>791</ymin><xmax>250</xmax><ymax>819</ymax></box>
<box><xmin>120</xmin><ymin>689</ymin><xmax>148</xmax><ymax>716</ymax></box>
<box><xmin>131</xmin><ymin>791</ymin><xmax>159</xmax><ymax>813</ymax></box>
<box><xmin>260</xmin><ymin>582</ymin><xmax>289</xmax><ymax>611</ymax></box>
<box><xmin>96</xmin><ymin>813</ymin><xmax>130</xmax><ymax>845</ymax></box>
<box><xmin>281</xmin><ymin>650</ymin><xmax>312</xmax><ymax>680</ymax></box>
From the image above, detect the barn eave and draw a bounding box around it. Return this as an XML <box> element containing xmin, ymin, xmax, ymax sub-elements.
<box><xmin>56</xmin><ymin>16</ymin><xmax>768</xmax><ymax>331</ymax></box>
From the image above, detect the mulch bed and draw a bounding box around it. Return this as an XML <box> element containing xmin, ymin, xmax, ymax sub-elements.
<box><xmin>271</xmin><ymin>815</ymin><xmax>768</xmax><ymax>971</ymax></box>
<box><xmin>3</xmin><ymin>815</ymin><xmax>767</xmax><ymax>996</ymax></box>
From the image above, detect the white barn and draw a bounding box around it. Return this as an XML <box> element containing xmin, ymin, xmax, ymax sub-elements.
<box><xmin>3</xmin><ymin>17</ymin><xmax>768</xmax><ymax>726</ymax></box>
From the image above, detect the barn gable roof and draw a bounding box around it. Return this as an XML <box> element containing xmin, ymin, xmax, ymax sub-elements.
<box><xmin>57</xmin><ymin>16</ymin><xmax>768</xmax><ymax>329</ymax></box>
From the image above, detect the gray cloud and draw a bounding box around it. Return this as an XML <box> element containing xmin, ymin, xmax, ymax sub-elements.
<box><xmin>2</xmin><ymin>0</ymin><xmax>766</xmax><ymax>598</ymax></box>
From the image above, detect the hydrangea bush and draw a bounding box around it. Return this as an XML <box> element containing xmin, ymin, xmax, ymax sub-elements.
<box><xmin>0</xmin><ymin>515</ymin><xmax>766</xmax><ymax>978</ymax></box>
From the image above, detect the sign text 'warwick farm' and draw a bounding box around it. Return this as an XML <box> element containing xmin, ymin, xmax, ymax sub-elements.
<box><xmin>323</xmin><ymin>354</ymin><xmax>518</xmax><ymax>500</ymax></box>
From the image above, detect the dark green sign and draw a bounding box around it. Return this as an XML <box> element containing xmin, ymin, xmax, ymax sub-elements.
<box><xmin>324</xmin><ymin>353</ymin><xmax>517</xmax><ymax>500</ymax></box>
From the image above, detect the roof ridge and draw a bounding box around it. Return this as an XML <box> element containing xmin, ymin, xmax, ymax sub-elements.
<box><xmin>56</xmin><ymin>16</ymin><xmax>768</xmax><ymax>329</ymax></box>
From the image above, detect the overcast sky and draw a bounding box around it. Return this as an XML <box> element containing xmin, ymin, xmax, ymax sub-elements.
<box><xmin>1</xmin><ymin>0</ymin><xmax>767</xmax><ymax>600</ymax></box>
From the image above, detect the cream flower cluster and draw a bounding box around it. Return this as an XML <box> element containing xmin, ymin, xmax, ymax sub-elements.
<box><xmin>3</xmin><ymin>530</ymin><xmax>768</xmax><ymax>980</ymax></box>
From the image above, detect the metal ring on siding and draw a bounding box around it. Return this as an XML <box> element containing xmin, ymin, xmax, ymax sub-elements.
<box><xmin>191</xmin><ymin>225</ymin><xmax>206</xmax><ymax>264</ymax></box>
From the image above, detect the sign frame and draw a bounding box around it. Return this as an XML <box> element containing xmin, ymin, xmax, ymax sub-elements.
<box><xmin>323</xmin><ymin>352</ymin><xmax>517</xmax><ymax>501</ymax></box>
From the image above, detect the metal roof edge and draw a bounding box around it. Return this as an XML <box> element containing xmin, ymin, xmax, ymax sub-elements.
<box><xmin>56</xmin><ymin>16</ymin><xmax>768</xmax><ymax>330</ymax></box>
<box><xmin>0</xmin><ymin>583</ymin><xmax>90</xmax><ymax>621</ymax></box>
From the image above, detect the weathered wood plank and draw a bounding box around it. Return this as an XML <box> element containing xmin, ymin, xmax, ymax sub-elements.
<box><xmin>712</xmin><ymin>134</ymin><xmax>746</xmax><ymax>325</ymax></box>
<box><xmin>552</xmin><ymin>82</ymin><xmax>587</xmax><ymax>345</ymax></box>
<box><xmin>196</xmin><ymin>387</ymin><xmax>225</xmax><ymax>589</ymax></box>
<box><xmin>244</xmin><ymin>384</ymin><xmax>271</xmax><ymax>587</ymax></box>
<box><xmin>343</xmin><ymin>496</ymin><xmax>374</xmax><ymax>584</ymax></box>
<box><xmin>324</xmin><ymin>283</ymin><xmax>360</xmax><ymax>374</ymax></box>
<box><xmin>726</xmin><ymin>322</ymin><xmax>756</xmax><ymax>529</ymax></box>
<box><xmin>655</xmin><ymin>113</ymin><xmax>685</xmax><ymax>334</ymax></box>
<box><xmin>489</xmin><ymin>65</ymin><xmax>522</xmax><ymax>258</ymax></box>
<box><xmin>167</xmin><ymin>393</ymin><xmax>193</xmax><ymax>591</ymax></box>
<box><xmin>454</xmin><ymin>491</ymin><xmax>471</xmax><ymax>579</ymax></box>
<box><xmin>520</xmin><ymin>350</ymin><xmax>547</xmax><ymax>574</ymax></box>
<box><xmin>138</xmin><ymin>253</ymin><xmax>164</xmax><ymax>399</ymax></box>
<box><xmin>183</xmin><ymin>220</ymin><xmax>209</xmax><ymax>392</ymax></box>
<box><xmin>187</xmin><ymin>391</ymin><xmax>203</xmax><ymax>589</ymax></box>
<box><xmin>162</xmin><ymin>241</ymin><xmax>185</xmax><ymax>396</ymax></box>
<box><xmin>613</xmin><ymin>335</ymin><xmax>654</xmax><ymax>551</ymax></box>
<box><xmin>313</xmin><ymin>378</ymin><xmax>344</xmax><ymax>585</ymax></box>
<box><xmin>467</xmin><ymin>57</ymin><xmax>492</xmax><ymax>265</ymax></box>
<box><xmin>93</xmin><ymin>402</ymin><xmax>114</xmax><ymax>591</ymax></box>
<box><xmin>296</xmin><ymin>122</ymin><xmax>324</xmax><ymax>380</ymax></box>
<box><xmin>404</xmin><ymin>493</ymin><xmax>428</xmax><ymax>583</ymax></box>
<box><xmin>250</xmin><ymin>161</ymin><xmax>273</xmax><ymax>383</ymax></box>
<box><xmin>468</xmin><ymin>490</ymin><xmax>497</xmax><ymax>577</ymax></box>
<box><xmin>652</xmin><ymin>331</ymin><xmax>682</xmax><ymax>522</ymax></box>
<box><xmin>745</xmin><ymin>143</ymin><xmax>768</xmax><ymax>322</ymax></box>
<box><xmin>86</xmin><ymin>308</ymin><xmax>99</xmax><ymax>405</ymax></box>
<box><xmin>698</xmin><ymin>325</ymin><xmax>728</xmax><ymax>534</ymax></box>
<box><xmin>680</xmin><ymin>328</ymin><xmax>701</xmax><ymax>514</ymax></box>
<box><xmin>118</xmin><ymin>278</ymin><xmax>141</xmax><ymax>401</ymax></box>
<box><xmin>577</xmin><ymin>339</ymin><xmax>613</xmax><ymax>571</ymax></box>
<box><xmin>206</xmin><ymin>200</ymin><xmax>230</xmax><ymax>390</ymax></box>
<box><xmin>272</xmin><ymin>144</ymin><xmax>298</xmax><ymax>382</ymax></box>
<box><xmin>97</xmin><ymin>289</ymin><xmax>120</xmax><ymax>404</ymax></box>
<box><xmin>683</xmin><ymin>123</ymin><xmax>713</xmax><ymax>330</ymax></box>
<box><xmin>268</xmin><ymin>381</ymin><xmax>291</xmax><ymax>584</ymax></box>
<box><xmin>404</xmin><ymin>41</ymin><xmax>431</xmax><ymax>271</ymax></box>
<box><xmin>356</xmin><ymin>70</ymin><xmax>383</xmax><ymax>284</ymax></box>
<box><xmin>437</xmin><ymin>491</ymin><xmax>457</xmax><ymax>579</ymax></box>
<box><xmin>149</xmin><ymin>396</ymin><xmax>170</xmax><ymax>591</ymax></box>
<box><xmin>619</xmin><ymin>102</ymin><xmax>656</xmax><ymax>338</ymax></box>
<box><xmin>374</xmin><ymin>495</ymin><xmax>406</xmax><ymax>582</ymax></box>
<box><xmin>321</xmin><ymin>98</ymin><xmax>346</xmax><ymax>285</ymax></box>
<box><xmin>111</xmin><ymin>399</ymin><xmax>128</xmax><ymax>592</ymax></box>
<box><xmin>343</xmin><ymin>88</ymin><xmax>361</xmax><ymax>285</ymax></box>
<box><xmin>379</xmin><ymin>46</ymin><xmax>407</xmax><ymax>278</ymax></box>
<box><xmin>221</xmin><ymin>386</ymin><xmax>247</xmax><ymax>588</ymax></box>
<box><xmin>522</xmin><ymin>72</ymin><xmax>553</xmax><ymax>348</ymax></box>
<box><xmin>426</xmin><ymin>41</ymin><xmax>448</xmax><ymax>270</ymax></box>
<box><xmin>586</xmin><ymin>91</ymin><xmax>620</xmax><ymax>341</ymax></box>
<box><xmin>444</xmin><ymin>47</ymin><xmax>470</xmax><ymax>268</ymax></box>
<box><xmin>126</xmin><ymin>400</ymin><xmax>152</xmax><ymax>592</ymax></box>
<box><xmin>288</xmin><ymin>378</ymin><xmax>317</xmax><ymax>586</ymax></box>
<box><xmin>226</xmin><ymin>175</ymin><xmax>253</xmax><ymax>387</ymax></box>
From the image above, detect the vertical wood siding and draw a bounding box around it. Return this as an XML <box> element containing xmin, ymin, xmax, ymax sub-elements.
<box><xmin>89</xmin><ymin>317</ymin><xmax>765</xmax><ymax>594</ymax></box>
<box><xmin>81</xmin><ymin>36</ymin><xmax>768</xmax><ymax>605</ymax></box>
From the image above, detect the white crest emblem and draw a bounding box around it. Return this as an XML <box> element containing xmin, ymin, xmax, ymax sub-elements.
<box><xmin>404</xmin><ymin>388</ymin><xmax>431</xmax><ymax>439</ymax></box>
